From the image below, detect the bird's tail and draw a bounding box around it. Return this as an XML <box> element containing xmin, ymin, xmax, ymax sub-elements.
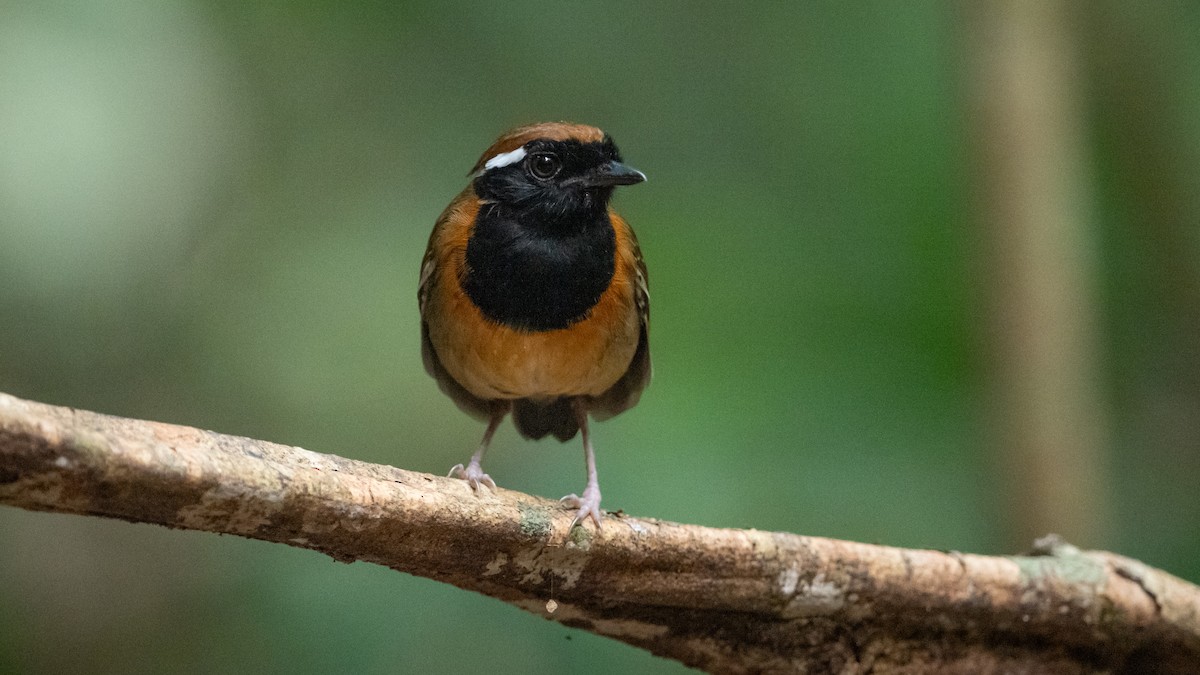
<box><xmin>512</xmin><ymin>398</ymin><xmax>578</xmax><ymax>442</ymax></box>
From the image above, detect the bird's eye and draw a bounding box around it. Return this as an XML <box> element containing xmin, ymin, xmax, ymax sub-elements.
<box><xmin>527</xmin><ymin>153</ymin><xmax>561</xmax><ymax>180</ymax></box>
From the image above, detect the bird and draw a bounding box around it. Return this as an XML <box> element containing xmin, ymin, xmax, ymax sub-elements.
<box><xmin>418</xmin><ymin>122</ymin><xmax>650</xmax><ymax>528</ymax></box>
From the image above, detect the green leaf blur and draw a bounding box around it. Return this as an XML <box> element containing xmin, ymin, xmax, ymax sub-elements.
<box><xmin>1</xmin><ymin>2</ymin><xmax>1197</xmax><ymax>673</ymax></box>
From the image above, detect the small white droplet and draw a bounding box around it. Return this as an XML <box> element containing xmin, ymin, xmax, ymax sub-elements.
<box><xmin>545</xmin><ymin>599</ymin><xmax>558</xmax><ymax>613</ymax></box>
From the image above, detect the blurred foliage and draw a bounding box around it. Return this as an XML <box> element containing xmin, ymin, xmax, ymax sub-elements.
<box><xmin>0</xmin><ymin>2</ymin><xmax>1197</xmax><ymax>673</ymax></box>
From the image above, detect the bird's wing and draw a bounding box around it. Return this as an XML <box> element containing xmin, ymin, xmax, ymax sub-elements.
<box><xmin>590</xmin><ymin>217</ymin><xmax>651</xmax><ymax>420</ymax></box>
<box><xmin>418</xmin><ymin>190</ymin><xmax>493</xmax><ymax>420</ymax></box>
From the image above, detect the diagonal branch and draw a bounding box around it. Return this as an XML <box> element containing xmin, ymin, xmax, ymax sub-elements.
<box><xmin>1</xmin><ymin>391</ymin><xmax>1197</xmax><ymax>674</ymax></box>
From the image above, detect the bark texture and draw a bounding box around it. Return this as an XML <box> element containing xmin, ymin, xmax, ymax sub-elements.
<box><xmin>1</xmin><ymin>391</ymin><xmax>1198</xmax><ymax>674</ymax></box>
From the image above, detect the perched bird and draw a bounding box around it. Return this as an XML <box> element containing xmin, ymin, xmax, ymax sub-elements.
<box><xmin>418</xmin><ymin>122</ymin><xmax>650</xmax><ymax>527</ymax></box>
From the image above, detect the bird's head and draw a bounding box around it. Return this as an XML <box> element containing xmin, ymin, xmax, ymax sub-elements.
<box><xmin>470</xmin><ymin>122</ymin><xmax>645</xmax><ymax>219</ymax></box>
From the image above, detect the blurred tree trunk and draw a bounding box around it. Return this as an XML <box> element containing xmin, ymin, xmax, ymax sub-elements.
<box><xmin>1084</xmin><ymin>4</ymin><xmax>1200</xmax><ymax>550</ymax></box>
<box><xmin>963</xmin><ymin>0</ymin><xmax>1113</xmax><ymax>549</ymax></box>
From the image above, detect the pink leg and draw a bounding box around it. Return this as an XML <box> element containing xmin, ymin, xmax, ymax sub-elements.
<box><xmin>449</xmin><ymin>404</ymin><xmax>507</xmax><ymax>491</ymax></box>
<box><xmin>560</xmin><ymin>400</ymin><xmax>603</xmax><ymax>528</ymax></box>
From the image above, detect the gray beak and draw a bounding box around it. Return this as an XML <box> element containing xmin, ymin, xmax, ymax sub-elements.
<box><xmin>584</xmin><ymin>160</ymin><xmax>647</xmax><ymax>187</ymax></box>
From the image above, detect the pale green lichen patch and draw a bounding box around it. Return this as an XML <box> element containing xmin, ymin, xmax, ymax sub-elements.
<box><xmin>568</xmin><ymin>522</ymin><xmax>592</xmax><ymax>549</ymax></box>
<box><xmin>781</xmin><ymin>572</ymin><xmax>846</xmax><ymax>618</ymax></box>
<box><xmin>778</xmin><ymin>565</ymin><xmax>801</xmax><ymax>596</ymax></box>
<box><xmin>511</xmin><ymin>541</ymin><xmax>589</xmax><ymax>589</ymax></box>
<box><xmin>1009</xmin><ymin>551</ymin><xmax>1106</xmax><ymax>587</ymax></box>
<box><xmin>483</xmin><ymin>552</ymin><xmax>508</xmax><ymax>576</ymax></box>
<box><xmin>177</xmin><ymin>484</ymin><xmax>279</xmax><ymax>534</ymax></box>
<box><xmin>518</xmin><ymin>501</ymin><xmax>553</xmax><ymax>539</ymax></box>
<box><xmin>67</xmin><ymin>429</ymin><xmax>113</xmax><ymax>460</ymax></box>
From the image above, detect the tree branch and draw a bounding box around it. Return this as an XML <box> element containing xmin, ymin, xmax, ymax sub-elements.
<box><xmin>1</xmin><ymin>392</ymin><xmax>1197</xmax><ymax>673</ymax></box>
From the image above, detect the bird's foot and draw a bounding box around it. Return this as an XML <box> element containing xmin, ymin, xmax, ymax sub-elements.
<box><xmin>448</xmin><ymin>462</ymin><xmax>496</xmax><ymax>492</ymax></box>
<box><xmin>560</xmin><ymin>485</ymin><xmax>603</xmax><ymax>529</ymax></box>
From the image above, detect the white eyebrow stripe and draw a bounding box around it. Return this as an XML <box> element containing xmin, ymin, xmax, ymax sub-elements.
<box><xmin>483</xmin><ymin>147</ymin><xmax>527</xmax><ymax>171</ymax></box>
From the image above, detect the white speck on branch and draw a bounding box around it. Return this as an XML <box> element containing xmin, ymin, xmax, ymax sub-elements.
<box><xmin>1</xmin><ymin>391</ymin><xmax>1198</xmax><ymax>673</ymax></box>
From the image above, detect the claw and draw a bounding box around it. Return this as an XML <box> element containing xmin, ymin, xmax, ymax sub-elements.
<box><xmin>449</xmin><ymin>407</ymin><xmax>505</xmax><ymax>494</ymax></box>
<box><xmin>561</xmin><ymin>487</ymin><xmax>603</xmax><ymax>529</ymax></box>
<box><xmin>449</xmin><ymin>462</ymin><xmax>496</xmax><ymax>492</ymax></box>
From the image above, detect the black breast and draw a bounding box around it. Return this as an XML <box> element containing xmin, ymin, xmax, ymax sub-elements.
<box><xmin>463</xmin><ymin>203</ymin><xmax>615</xmax><ymax>332</ymax></box>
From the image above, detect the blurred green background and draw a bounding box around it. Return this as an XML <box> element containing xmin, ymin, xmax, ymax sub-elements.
<box><xmin>2</xmin><ymin>2</ymin><xmax>1198</xmax><ymax>673</ymax></box>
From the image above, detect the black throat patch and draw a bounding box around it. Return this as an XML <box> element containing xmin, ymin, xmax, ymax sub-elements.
<box><xmin>462</xmin><ymin>200</ymin><xmax>616</xmax><ymax>332</ymax></box>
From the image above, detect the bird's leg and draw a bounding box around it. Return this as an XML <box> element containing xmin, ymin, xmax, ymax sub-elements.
<box><xmin>560</xmin><ymin>399</ymin><xmax>603</xmax><ymax>528</ymax></box>
<box><xmin>449</xmin><ymin>402</ymin><xmax>508</xmax><ymax>492</ymax></box>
